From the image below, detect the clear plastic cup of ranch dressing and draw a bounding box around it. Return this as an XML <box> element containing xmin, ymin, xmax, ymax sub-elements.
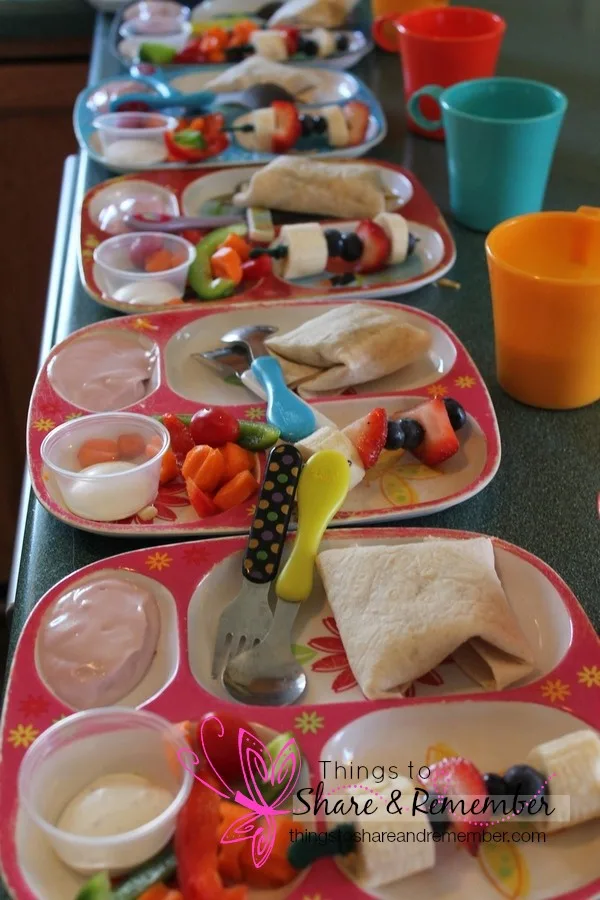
<box><xmin>18</xmin><ymin>708</ymin><xmax>193</xmax><ymax>875</ymax></box>
<box><xmin>40</xmin><ymin>412</ymin><xmax>169</xmax><ymax>521</ymax></box>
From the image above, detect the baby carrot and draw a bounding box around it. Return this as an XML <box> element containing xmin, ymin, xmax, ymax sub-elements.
<box><xmin>77</xmin><ymin>438</ymin><xmax>119</xmax><ymax>469</ymax></box>
<box><xmin>117</xmin><ymin>432</ymin><xmax>146</xmax><ymax>460</ymax></box>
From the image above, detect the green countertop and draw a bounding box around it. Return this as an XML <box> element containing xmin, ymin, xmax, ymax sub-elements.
<box><xmin>2</xmin><ymin>2</ymin><xmax>600</xmax><ymax>890</ymax></box>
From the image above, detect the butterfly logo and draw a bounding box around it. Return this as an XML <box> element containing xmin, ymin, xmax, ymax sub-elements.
<box><xmin>177</xmin><ymin>715</ymin><xmax>301</xmax><ymax>869</ymax></box>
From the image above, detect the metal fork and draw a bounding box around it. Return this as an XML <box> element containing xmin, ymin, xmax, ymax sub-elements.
<box><xmin>211</xmin><ymin>443</ymin><xmax>303</xmax><ymax>679</ymax></box>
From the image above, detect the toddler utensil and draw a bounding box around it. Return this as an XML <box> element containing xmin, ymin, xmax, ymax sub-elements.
<box><xmin>373</xmin><ymin>6</ymin><xmax>505</xmax><ymax>139</ymax></box>
<box><xmin>223</xmin><ymin>449</ymin><xmax>350</xmax><ymax>705</ymax></box>
<box><xmin>486</xmin><ymin>206</ymin><xmax>600</xmax><ymax>409</ymax></box>
<box><xmin>410</xmin><ymin>76</ymin><xmax>567</xmax><ymax>231</ymax></box>
<box><xmin>111</xmin><ymin>82</ymin><xmax>298</xmax><ymax>113</ymax></box>
<box><xmin>221</xmin><ymin>324</ymin><xmax>316</xmax><ymax>442</ymax></box>
<box><xmin>211</xmin><ymin>443</ymin><xmax>302</xmax><ymax>679</ymax></box>
<box><xmin>123</xmin><ymin>212</ymin><xmax>245</xmax><ymax>232</ymax></box>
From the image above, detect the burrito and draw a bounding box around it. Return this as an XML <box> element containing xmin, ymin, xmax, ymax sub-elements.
<box><xmin>268</xmin><ymin>0</ymin><xmax>349</xmax><ymax>28</ymax></box>
<box><xmin>265</xmin><ymin>303</ymin><xmax>432</xmax><ymax>392</ymax></box>
<box><xmin>316</xmin><ymin>538</ymin><xmax>535</xmax><ymax>699</ymax></box>
<box><xmin>233</xmin><ymin>157</ymin><xmax>388</xmax><ymax>220</ymax></box>
<box><xmin>202</xmin><ymin>56</ymin><xmax>319</xmax><ymax>98</ymax></box>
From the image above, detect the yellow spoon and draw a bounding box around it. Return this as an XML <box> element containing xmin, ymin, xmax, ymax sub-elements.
<box><xmin>223</xmin><ymin>450</ymin><xmax>350</xmax><ymax>706</ymax></box>
<box><xmin>276</xmin><ymin>449</ymin><xmax>351</xmax><ymax>602</ymax></box>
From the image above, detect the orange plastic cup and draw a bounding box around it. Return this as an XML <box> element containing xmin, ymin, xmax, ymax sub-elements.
<box><xmin>486</xmin><ymin>207</ymin><xmax>600</xmax><ymax>409</ymax></box>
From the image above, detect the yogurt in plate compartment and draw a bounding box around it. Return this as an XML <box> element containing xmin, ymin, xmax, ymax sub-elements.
<box><xmin>47</xmin><ymin>331</ymin><xmax>157</xmax><ymax>411</ymax></box>
<box><xmin>37</xmin><ymin>576</ymin><xmax>161</xmax><ymax>709</ymax></box>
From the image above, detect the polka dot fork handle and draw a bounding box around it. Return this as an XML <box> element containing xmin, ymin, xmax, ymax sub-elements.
<box><xmin>242</xmin><ymin>444</ymin><xmax>303</xmax><ymax>585</ymax></box>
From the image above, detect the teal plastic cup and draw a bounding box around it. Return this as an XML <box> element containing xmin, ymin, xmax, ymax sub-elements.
<box><xmin>408</xmin><ymin>76</ymin><xmax>568</xmax><ymax>232</ymax></box>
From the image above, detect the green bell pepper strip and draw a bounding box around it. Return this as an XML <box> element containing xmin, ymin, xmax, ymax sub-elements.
<box><xmin>188</xmin><ymin>223</ymin><xmax>248</xmax><ymax>301</ymax></box>
<box><xmin>138</xmin><ymin>42</ymin><xmax>177</xmax><ymax>64</ymax></box>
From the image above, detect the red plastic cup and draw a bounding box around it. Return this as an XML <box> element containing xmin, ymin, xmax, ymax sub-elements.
<box><xmin>372</xmin><ymin>6</ymin><xmax>506</xmax><ymax>140</ymax></box>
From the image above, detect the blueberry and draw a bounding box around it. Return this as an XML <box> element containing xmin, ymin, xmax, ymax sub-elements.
<box><xmin>324</xmin><ymin>229</ymin><xmax>344</xmax><ymax>257</ymax></box>
<box><xmin>300</xmin><ymin>38</ymin><xmax>319</xmax><ymax>57</ymax></box>
<box><xmin>503</xmin><ymin>765</ymin><xmax>547</xmax><ymax>809</ymax></box>
<box><xmin>385</xmin><ymin>420</ymin><xmax>405</xmax><ymax>450</ymax></box>
<box><xmin>300</xmin><ymin>114</ymin><xmax>314</xmax><ymax>137</ymax></box>
<box><xmin>226</xmin><ymin>46</ymin><xmax>247</xmax><ymax>62</ymax></box>
<box><xmin>340</xmin><ymin>232</ymin><xmax>363</xmax><ymax>262</ymax></box>
<box><xmin>398</xmin><ymin>418</ymin><xmax>424</xmax><ymax>450</ymax></box>
<box><xmin>330</xmin><ymin>272</ymin><xmax>355</xmax><ymax>286</ymax></box>
<box><xmin>407</xmin><ymin>232</ymin><xmax>419</xmax><ymax>256</ymax></box>
<box><xmin>312</xmin><ymin>115</ymin><xmax>327</xmax><ymax>134</ymax></box>
<box><xmin>443</xmin><ymin>397</ymin><xmax>467</xmax><ymax>431</ymax></box>
<box><xmin>336</xmin><ymin>33</ymin><xmax>350</xmax><ymax>52</ymax></box>
<box><xmin>483</xmin><ymin>772</ymin><xmax>507</xmax><ymax>796</ymax></box>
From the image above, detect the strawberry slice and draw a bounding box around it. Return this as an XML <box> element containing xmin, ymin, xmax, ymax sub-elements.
<box><xmin>402</xmin><ymin>397</ymin><xmax>459</xmax><ymax>467</ymax></box>
<box><xmin>419</xmin><ymin>757</ymin><xmax>489</xmax><ymax>855</ymax></box>
<box><xmin>343</xmin><ymin>100</ymin><xmax>370</xmax><ymax>146</ymax></box>
<box><xmin>355</xmin><ymin>220</ymin><xmax>391</xmax><ymax>274</ymax></box>
<box><xmin>271</xmin><ymin>101</ymin><xmax>301</xmax><ymax>154</ymax></box>
<box><xmin>279</xmin><ymin>25</ymin><xmax>300</xmax><ymax>55</ymax></box>
<box><xmin>342</xmin><ymin>407</ymin><xmax>387</xmax><ymax>468</ymax></box>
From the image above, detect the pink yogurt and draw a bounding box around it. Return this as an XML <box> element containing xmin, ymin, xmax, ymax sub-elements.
<box><xmin>47</xmin><ymin>331</ymin><xmax>156</xmax><ymax>411</ymax></box>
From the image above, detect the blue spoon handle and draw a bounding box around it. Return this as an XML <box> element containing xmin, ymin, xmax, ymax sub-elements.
<box><xmin>251</xmin><ymin>356</ymin><xmax>316</xmax><ymax>442</ymax></box>
<box><xmin>130</xmin><ymin>70</ymin><xmax>174</xmax><ymax>97</ymax></box>
<box><xmin>111</xmin><ymin>90</ymin><xmax>216</xmax><ymax>112</ymax></box>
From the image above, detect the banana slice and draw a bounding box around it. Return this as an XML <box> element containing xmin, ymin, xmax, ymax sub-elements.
<box><xmin>247</xmin><ymin>107</ymin><xmax>277</xmax><ymax>152</ymax></box>
<box><xmin>309</xmin><ymin>27</ymin><xmax>337</xmax><ymax>57</ymax></box>
<box><xmin>295</xmin><ymin>425</ymin><xmax>365</xmax><ymax>490</ymax></box>
<box><xmin>319</xmin><ymin>105</ymin><xmax>350</xmax><ymax>147</ymax></box>
<box><xmin>246</xmin><ymin>207</ymin><xmax>275</xmax><ymax>243</ymax></box>
<box><xmin>278</xmin><ymin>222</ymin><xmax>328</xmax><ymax>280</ymax></box>
<box><xmin>527</xmin><ymin>729</ymin><xmax>600</xmax><ymax>833</ymax></box>
<box><xmin>374</xmin><ymin>212</ymin><xmax>410</xmax><ymax>264</ymax></box>
<box><xmin>342</xmin><ymin>776</ymin><xmax>435</xmax><ymax>887</ymax></box>
<box><xmin>250</xmin><ymin>30</ymin><xmax>289</xmax><ymax>61</ymax></box>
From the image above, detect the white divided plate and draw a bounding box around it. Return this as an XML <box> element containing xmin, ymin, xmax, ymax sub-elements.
<box><xmin>164</xmin><ymin>302</ymin><xmax>453</xmax><ymax>402</ymax></box>
<box><xmin>321</xmin><ymin>702</ymin><xmax>600</xmax><ymax>900</ymax></box>
<box><xmin>180</xmin><ymin>162</ymin><xmax>414</xmax><ymax>215</ymax></box>
<box><xmin>188</xmin><ymin>532</ymin><xmax>570</xmax><ymax>704</ymax></box>
<box><xmin>170</xmin><ymin>65</ymin><xmax>361</xmax><ymax>103</ymax></box>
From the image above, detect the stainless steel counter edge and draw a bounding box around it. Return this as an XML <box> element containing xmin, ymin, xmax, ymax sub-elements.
<box><xmin>5</xmin><ymin>154</ymin><xmax>79</xmax><ymax>622</ymax></box>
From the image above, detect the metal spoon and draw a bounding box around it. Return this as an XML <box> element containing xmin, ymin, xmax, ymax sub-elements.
<box><xmin>123</xmin><ymin>212</ymin><xmax>245</xmax><ymax>232</ymax></box>
<box><xmin>255</xmin><ymin>1</ymin><xmax>282</xmax><ymax>19</ymax></box>
<box><xmin>221</xmin><ymin>325</ymin><xmax>316</xmax><ymax>442</ymax></box>
<box><xmin>223</xmin><ymin>450</ymin><xmax>350</xmax><ymax>706</ymax></box>
<box><xmin>111</xmin><ymin>81</ymin><xmax>297</xmax><ymax>113</ymax></box>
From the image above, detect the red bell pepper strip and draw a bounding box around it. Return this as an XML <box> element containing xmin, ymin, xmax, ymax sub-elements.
<box><xmin>175</xmin><ymin>777</ymin><xmax>247</xmax><ymax>900</ymax></box>
<box><xmin>164</xmin><ymin>122</ymin><xmax>229</xmax><ymax>163</ymax></box>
